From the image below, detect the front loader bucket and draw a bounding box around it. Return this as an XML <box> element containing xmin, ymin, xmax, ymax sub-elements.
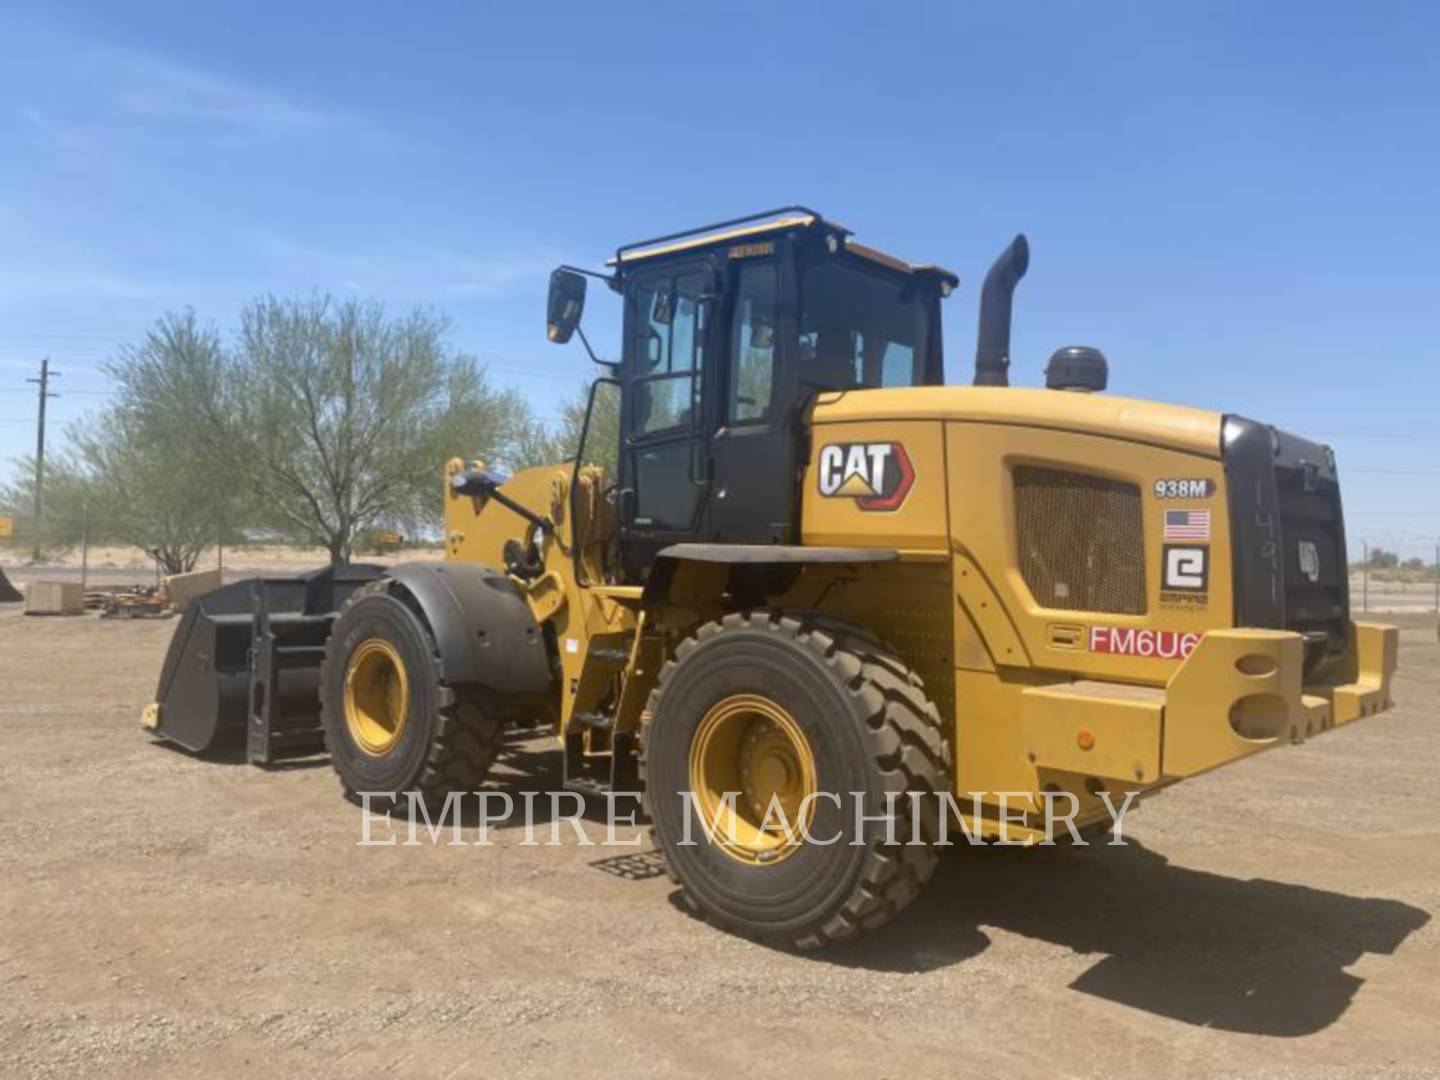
<box><xmin>149</xmin><ymin>579</ymin><xmax>255</xmax><ymax>754</ymax></box>
<box><xmin>0</xmin><ymin>567</ymin><xmax>22</xmax><ymax>603</ymax></box>
<box><xmin>148</xmin><ymin>564</ymin><xmax>384</xmax><ymax>761</ymax></box>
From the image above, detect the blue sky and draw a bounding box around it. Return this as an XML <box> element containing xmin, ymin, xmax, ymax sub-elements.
<box><xmin>1</xmin><ymin>1</ymin><xmax>1436</xmax><ymax>555</ymax></box>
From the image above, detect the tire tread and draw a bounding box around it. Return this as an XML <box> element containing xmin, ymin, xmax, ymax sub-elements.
<box><xmin>640</xmin><ymin>608</ymin><xmax>952</xmax><ymax>949</ymax></box>
<box><xmin>321</xmin><ymin>578</ymin><xmax>503</xmax><ymax>805</ymax></box>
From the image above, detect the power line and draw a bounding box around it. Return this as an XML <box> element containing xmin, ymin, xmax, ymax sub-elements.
<box><xmin>0</xmin><ymin>331</ymin><xmax>130</xmax><ymax>339</ymax></box>
<box><xmin>1348</xmin><ymin>468</ymin><xmax>1440</xmax><ymax>477</ymax></box>
<box><xmin>0</xmin><ymin>387</ymin><xmax>115</xmax><ymax>397</ymax></box>
<box><xmin>1313</xmin><ymin>426</ymin><xmax>1440</xmax><ymax>434</ymax></box>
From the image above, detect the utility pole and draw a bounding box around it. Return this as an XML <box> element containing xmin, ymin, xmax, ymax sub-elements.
<box><xmin>81</xmin><ymin>502</ymin><xmax>90</xmax><ymax>592</ymax></box>
<box><xmin>1361</xmin><ymin>541</ymin><xmax>1369</xmax><ymax>614</ymax></box>
<box><xmin>1434</xmin><ymin>541</ymin><xmax>1438</xmax><ymax>615</ymax></box>
<box><xmin>25</xmin><ymin>358</ymin><xmax>59</xmax><ymax>562</ymax></box>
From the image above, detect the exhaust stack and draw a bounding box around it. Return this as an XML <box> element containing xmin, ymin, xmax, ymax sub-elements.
<box><xmin>973</xmin><ymin>233</ymin><xmax>1029</xmax><ymax>387</ymax></box>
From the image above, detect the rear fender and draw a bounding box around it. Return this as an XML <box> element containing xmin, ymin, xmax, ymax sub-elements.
<box><xmin>642</xmin><ymin>544</ymin><xmax>900</xmax><ymax>608</ymax></box>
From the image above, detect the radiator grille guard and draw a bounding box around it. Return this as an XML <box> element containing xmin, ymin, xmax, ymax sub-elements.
<box><xmin>1014</xmin><ymin>465</ymin><xmax>1146</xmax><ymax>615</ymax></box>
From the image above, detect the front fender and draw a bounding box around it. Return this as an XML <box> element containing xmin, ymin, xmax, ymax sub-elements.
<box><xmin>384</xmin><ymin>561</ymin><xmax>554</xmax><ymax>699</ymax></box>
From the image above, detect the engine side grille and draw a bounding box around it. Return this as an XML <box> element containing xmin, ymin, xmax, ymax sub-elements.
<box><xmin>1014</xmin><ymin>466</ymin><xmax>1146</xmax><ymax>615</ymax></box>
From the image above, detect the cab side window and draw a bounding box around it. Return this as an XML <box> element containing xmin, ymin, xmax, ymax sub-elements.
<box><xmin>727</xmin><ymin>262</ymin><xmax>777</xmax><ymax>424</ymax></box>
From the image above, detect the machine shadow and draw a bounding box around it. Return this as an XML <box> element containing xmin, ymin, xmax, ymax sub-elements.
<box><xmin>175</xmin><ymin>725</ymin><xmax>1427</xmax><ymax>1037</ymax></box>
<box><xmin>811</xmin><ymin>839</ymin><xmax>1429</xmax><ymax>1036</ymax></box>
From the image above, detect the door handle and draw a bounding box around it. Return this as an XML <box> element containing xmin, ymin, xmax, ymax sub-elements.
<box><xmin>615</xmin><ymin>487</ymin><xmax>636</xmax><ymax>527</ymax></box>
<box><xmin>689</xmin><ymin>441</ymin><xmax>711</xmax><ymax>486</ymax></box>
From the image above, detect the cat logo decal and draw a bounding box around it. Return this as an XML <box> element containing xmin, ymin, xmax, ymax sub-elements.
<box><xmin>816</xmin><ymin>442</ymin><xmax>915</xmax><ymax>512</ymax></box>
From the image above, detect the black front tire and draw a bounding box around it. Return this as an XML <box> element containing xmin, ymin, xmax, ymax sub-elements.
<box><xmin>320</xmin><ymin>581</ymin><xmax>502</xmax><ymax>806</ymax></box>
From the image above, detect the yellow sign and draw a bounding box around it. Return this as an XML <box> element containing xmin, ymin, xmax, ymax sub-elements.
<box><xmin>373</xmin><ymin>530</ymin><xmax>402</xmax><ymax>546</ymax></box>
<box><xmin>0</xmin><ymin>517</ymin><xmax>12</xmax><ymax>538</ymax></box>
<box><xmin>728</xmin><ymin>241</ymin><xmax>775</xmax><ymax>259</ymax></box>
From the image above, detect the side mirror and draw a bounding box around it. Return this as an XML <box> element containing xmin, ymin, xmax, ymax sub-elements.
<box><xmin>547</xmin><ymin>269</ymin><xmax>587</xmax><ymax>344</ymax></box>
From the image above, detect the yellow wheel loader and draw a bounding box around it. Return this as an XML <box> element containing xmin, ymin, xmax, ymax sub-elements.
<box><xmin>145</xmin><ymin>208</ymin><xmax>1398</xmax><ymax>948</ymax></box>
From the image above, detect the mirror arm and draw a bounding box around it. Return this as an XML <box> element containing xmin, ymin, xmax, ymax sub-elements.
<box><xmin>575</xmin><ymin>325</ymin><xmax>620</xmax><ymax>372</ymax></box>
<box><xmin>558</xmin><ymin>264</ymin><xmax>615</xmax><ymax>286</ymax></box>
<box><xmin>452</xmin><ymin>469</ymin><xmax>555</xmax><ymax>535</ymax></box>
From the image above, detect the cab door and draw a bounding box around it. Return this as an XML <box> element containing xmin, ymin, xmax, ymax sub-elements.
<box><xmin>618</xmin><ymin>260</ymin><xmax>718</xmax><ymax>580</ymax></box>
<box><xmin>707</xmin><ymin>250</ymin><xmax>800</xmax><ymax>543</ymax></box>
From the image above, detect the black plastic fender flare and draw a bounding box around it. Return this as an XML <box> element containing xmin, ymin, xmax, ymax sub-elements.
<box><xmin>641</xmin><ymin>543</ymin><xmax>899</xmax><ymax>606</ymax></box>
<box><xmin>383</xmin><ymin>561</ymin><xmax>553</xmax><ymax>699</ymax></box>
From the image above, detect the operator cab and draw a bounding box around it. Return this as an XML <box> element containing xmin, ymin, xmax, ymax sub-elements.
<box><xmin>547</xmin><ymin>207</ymin><xmax>957</xmax><ymax>582</ymax></box>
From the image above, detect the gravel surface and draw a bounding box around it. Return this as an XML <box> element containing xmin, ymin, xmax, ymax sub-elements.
<box><xmin>1</xmin><ymin>604</ymin><xmax>1436</xmax><ymax>1078</ymax></box>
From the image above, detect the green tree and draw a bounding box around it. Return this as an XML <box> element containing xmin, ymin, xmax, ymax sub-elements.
<box><xmin>8</xmin><ymin>301</ymin><xmax>539</xmax><ymax>569</ymax></box>
<box><xmin>2</xmin><ymin>312</ymin><xmax>244</xmax><ymax>571</ymax></box>
<box><xmin>513</xmin><ymin>379</ymin><xmax>620</xmax><ymax>478</ymax></box>
<box><xmin>70</xmin><ymin>411</ymin><xmax>234</xmax><ymax>573</ymax></box>
<box><xmin>98</xmin><ymin>310</ymin><xmax>248</xmax><ymax>570</ymax></box>
<box><xmin>0</xmin><ymin>313</ymin><xmax>247</xmax><ymax>572</ymax></box>
<box><xmin>231</xmin><ymin>296</ymin><xmax>531</xmax><ymax>563</ymax></box>
<box><xmin>0</xmin><ymin>453</ymin><xmax>93</xmax><ymax>558</ymax></box>
<box><xmin>1365</xmin><ymin>547</ymin><xmax>1400</xmax><ymax>569</ymax></box>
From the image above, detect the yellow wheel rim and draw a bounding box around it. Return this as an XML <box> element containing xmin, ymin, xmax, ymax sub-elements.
<box><xmin>343</xmin><ymin>638</ymin><xmax>409</xmax><ymax>756</ymax></box>
<box><xmin>687</xmin><ymin>694</ymin><xmax>818</xmax><ymax>865</ymax></box>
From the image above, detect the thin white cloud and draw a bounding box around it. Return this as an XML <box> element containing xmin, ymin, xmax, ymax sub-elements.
<box><xmin>0</xmin><ymin>267</ymin><xmax>174</xmax><ymax>303</ymax></box>
<box><xmin>107</xmin><ymin>49</ymin><xmax>361</xmax><ymax>137</ymax></box>
<box><xmin>440</xmin><ymin>256</ymin><xmax>562</xmax><ymax>300</ymax></box>
<box><xmin>4</xmin><ymin>23</ymin><xmax>387</xmax><ymax>147</ymax></box>
<box><xmin>243</xmin><ymin>229</ymin><xmax>559</xmax><ymax>302</ymax></box>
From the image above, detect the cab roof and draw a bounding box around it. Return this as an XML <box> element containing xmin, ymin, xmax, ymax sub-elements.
<box><xmin>606</xmin><ymin>206</ymin><xmax>959</xmax><ymax>287</ymax></box>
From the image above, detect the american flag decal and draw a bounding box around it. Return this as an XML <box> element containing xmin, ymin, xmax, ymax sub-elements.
<box><xmin>1163</xmin><ymin>509</ymin><xmax>1211</xmax><ymax>541</ymax></box>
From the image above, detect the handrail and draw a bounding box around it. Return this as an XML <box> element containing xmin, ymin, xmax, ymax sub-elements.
<box><xmin>612</xmin><ymin>205</ymin><xmax>837</xmax><ymax>266</ymax></box>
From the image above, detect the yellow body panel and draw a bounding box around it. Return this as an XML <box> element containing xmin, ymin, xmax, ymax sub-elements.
<box><xmin>443</xmin><ymin>457</ymin><xmax>641</xmax><ymax>737</ymax></box>
<box><xmin>800</xmin><ymin>419</ymin><xmax>949</xmax><ymax>550</ymax></box>
<box><xmin>795</xmin><ymin>394</ymin><xmax>1396</xmax><ymax>828</ymax></box>
<box><xmin>1162</xmin><ymin>628</ymin><xmax>1305</xmax><ymax>777</ymax></box>
<box><xmin>944</xmin><ymin>420</ymin><xmax>1232</xmax><ymax>684</ymax></box>
<box><xmin>1332</xmin><ymin>621</ymin><xmax>1399</xmax><ymax>724</ymax></box>
<box><xmin>1020</xmin><ymin>680</ymin><xmax>1163</xmax><ymax>783</ymax></box>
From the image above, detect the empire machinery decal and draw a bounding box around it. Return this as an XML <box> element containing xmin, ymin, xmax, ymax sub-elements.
<box><xmin>1089</xmin><ymin>626</ymin><xmax>1200</xmax><ymax>659</ymax></box>
<box><xmin>817</xmin><ymin>441</ymin><xmax>916</xmax><ymax>512</ymax></box>
<box><xmin>1160</xmin><ymin>543</ymin><xmax>1209</xmax><ymax>610</ymax></box>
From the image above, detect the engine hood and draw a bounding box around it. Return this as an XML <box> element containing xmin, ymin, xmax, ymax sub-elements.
<box><xmin>809</xmin><ymin>386</ymin><xmax>1223</xmax><ymax>458</ymax></box>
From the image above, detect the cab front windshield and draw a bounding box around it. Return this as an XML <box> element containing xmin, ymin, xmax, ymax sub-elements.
<box><xmin>800</xmin><ymin>260</ymin><xmax>931</xmax><ymax>389</ymax></box>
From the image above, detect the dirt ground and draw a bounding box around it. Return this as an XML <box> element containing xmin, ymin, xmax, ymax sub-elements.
<box><xmin>1</xmin><ymin>601</ymin><xmax>1437</xmax><ymax>1079</ymax></box>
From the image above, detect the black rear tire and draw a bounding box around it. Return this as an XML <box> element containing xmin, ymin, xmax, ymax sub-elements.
<box><xmin>641</xmin><ymin>609</ymin><xmax>952</xmax><ymax>949</ymax></box>
<box><xmin>320</xmin><ymin>580</ymin><xmax>502</xmax><ymax>806</ymax></box>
